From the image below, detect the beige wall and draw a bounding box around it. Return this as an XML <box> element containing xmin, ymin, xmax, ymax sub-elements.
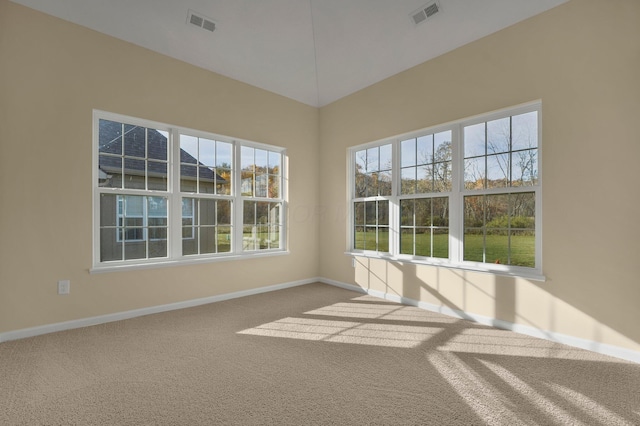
<box><xmin>1</xmin><ymin>0</ymin><xmax>639</xmax><ymax>355</ymax></box>
<box><xmin>0</xmin><ymin>1</ymin><xmax>320</xmax><ymax>333</ymax></box>
<box><xmin>319</xmin><ymin>0</ymin><xmax>640</xmax><ymax>352</ymax></box>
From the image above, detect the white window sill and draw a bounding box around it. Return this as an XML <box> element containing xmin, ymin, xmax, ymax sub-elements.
<box><xmin>345</xmin><ymin>251</ymin><xmax>546</xmax><ymax>282</ymax></box>
<box><xmin>90</xmin><ymin>250</ymin><xmax>290</xmax><ymax>274</ymax></box>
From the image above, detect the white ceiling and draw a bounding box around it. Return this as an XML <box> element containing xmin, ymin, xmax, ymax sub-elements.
<box><xmin>10</xmin><ymin>0</ymin><xmax>568</xmax><ymax>107</ymax></box>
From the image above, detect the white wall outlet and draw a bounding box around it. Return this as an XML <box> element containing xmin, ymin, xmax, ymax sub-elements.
<box><xmin>58</xmin><ymin>280</ymin><xmax>70</xmax><ymax>295</ymax></box>
<box><xmin>352</xmin><ymin>257</ymin><xmax>356</xmax><ymax>268</ymax></box>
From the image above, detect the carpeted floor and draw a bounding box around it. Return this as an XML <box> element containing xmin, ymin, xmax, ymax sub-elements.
<box><xmin>1</xmin><ymin>282</ymin><xmax>639</xmax><ymax>425</ymax></box>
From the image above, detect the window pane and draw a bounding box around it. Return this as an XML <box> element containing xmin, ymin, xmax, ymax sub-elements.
<box><xmin>200</xmin><ymin>199</ymin><xmax>217</xmax><ymax>226</ymax></box>
<box><xmin>485</xmin><ymin>229</ymin><xmax>508</xmax><ymax>265</ymax></box>
<box><xmin>401</xmin><ymin>167</ymin><xmax>416</xmax><ymax>194</ymax></box>
<box><xmin>124</xmin><ymin>238</ymin><xmax>146</xmax><ymax>260</ymax></box>
<box><xmin>244</xmin><ymin>201</ymin><xmax>256</xmax><ymax>225</ymax></box>
<box><xmin>512</xmin><ymin>149</ymin><xmax>538</xmax><ymax>187</ymax></box>
<box><xmin>378</xmin><ymin>201</ymin><xmax>389</xmax><ymax>226</ymax></box>
<box><xmin>355</xmin><ymin>150</ymin><xmax>367</xmax><ymax>177</ymax></box>
<box><xmin>433</xmin><ymin>228</ymin><xmax>449</xmax><ymax>258</ymax></box>
<box><xmin>464</xmin><ymin>230</ymin><xmax>484</xmax><ymax>262</ymax></box>
<box><xmin>400</xmin><ymin>199</ymin><xmax>414</xmax><ymax>227</ymax></box>
<box><xmin>486</xmin><ymin>194</ymin><xmax>509</xmax><ymax>228</ymax></box>
<box><xmin>379</xmin><ymin>144</ymin><xmax>392</xmax><ymax>171</ymax></box>
<box><xmin>486</xmin><ymin>154</ymin><xmax>509</xmax><ymax>188</ymax></box>
<box><xmin>147</xmin><ymin>161</ymin><xmax>167</xmax><ymax>191</ymax></box>
<box><xmin>268</xmin><ymin>226</ymin><xmax>280</xmax><ymax>249</ymax></box>
<box><xmin>256</xmin><ymin>202</ymin><xmax>269</xmax><ymax>226</ymax></box>
<box><xmin>199</xmin><ymin>138</ymin><xmax>215</xmax><ymax>167</ymax></box>
<box><xmin>99</xmin><ymin>120</ymin><xmax>122</xmax><ymax>155</ymax></box>
<box><xmin>366</xmin><ymin>147</ymin><xmax>379</xmax><ymax>172</ymax></box>
<box><xmin>365</xmin><ymin>172</ymin><xmax>378</xmax><ymax>197</ymax></box>
<box><xmin>378</xmin><ymin>228</ymin><xmax>389</xmax><ymax>253</ymax></box>
<box><xmin>180</xmin><ymin>135</ymin><xmax>199</xmax><ymax>164</ymax></box>
<box><xmin>464</xmin><ymin>157</ymin><xmax>484</xmax><ymax>190</ymax></box>
<box><xmin>124</xmin><ymin>158</ymin><xmax>145</xmax><ymax>189</ymax></box>
<box><xmin>241</xmin><ymin>170</ymin><xmax>254</xmax><ymax>196</ymax></box>
<box><xmin>100</xmin><ymin>228</ymin><xmax>122</xmax><ymax>262</ymax></box>
<box><xmin>464</xmin><ymin>123</ymin><xmax>485</xmax><ymax>158</ymax></box>
<box><xmin>354</xmin><ymin>226</ymin><xmax>365</xmax><ymax>250</ymax></box>
<box><xmin>148</xmin><ymin>239</ymin><xmax>167</xmax><ymax>258</ymax></box>
<box><xmin>98</xmin><ymin>155</ymin><xmax>122</xmax><ymax>188</ymax></box>
<box><xmin>100</xmin><ymin>194</ymin><xmax>118</xmax><ymax>227</ymax></box>
<box><xmin>415</xmin><ymin>198</ymin><xmax>430</xmax><ymax>227</ymax></box>
<box><xmin>217</xmin><ymin>200</ymin><xmax>231</xmax><ymax>225</ymax></box>
<box><xmin>268</xmin><ymin>150</ymin><xmax>281</xmax><ymax>172</ymax></box>
<box><xmin>241</xmin><ymin>146</ymin><xmax>254</xmax><ymax>170</ymax></box>
<box><xmin>510</xmin><ymin>230</ymin><xmax>535</xmax><ymax>267</ymax></box>
<box><xmin>199</xmin><ymin>166</ymin><xmax>215</xmax><ymax>194</ymax></box>
<box><xmin>416</xmin><ymin>135</ymin><xmax>432</xmax><ymax>165</ymax></box>
<box><xmin>243</xmin><ymin>225</ymin><xmax>257</xmax><ymax>250</ymax></box>
<box><xmin>434</xmin><ymin>131</ymin><xmax>452</xmax><ymax>162</ymax></box>
<box><xmin>512</xmin><ymin>192</ymin><xmax>535</xmax><ymax>229</ymax></box>
<box><xmin>432</xmin><ymin>197</ymin><xmax>449</xmax><ymax>227</ymax></box>
<box><xmin>148</xmin><ymin>130</ymin><xmax>168</xmax><ymax>161</ymax></box>
<box><xmin>183</xmin><ymin>226</ymin><xmax>199</xmax><ymax>255</ymax></box>
<box><xmin>354</xmin><ymin>202</ymin><xmax>365</xmax><ymax>225</ymax></box>
<box><xmin>378</xmin><ymin>170</ymin><xmax>392</xmax><ymax>196</ymax></box>
<box><xmin>415</xmin><ymin>229</ymin><xmax>431</xmax><ymax>257</ymax></box>
<box><xmin>124</xmin><ymin>125</ymin><xmax>145</xmax><ymax>158</ymax></box>
<box><xmin>433</xmin><ymin>161</ymin><xmax>451</xmax><ymax>192</ymax></box>
<box><xmin>181</xmin><ymin>165</ymin><xmax>197</xmax><ymax>192</ymax></box>
<box><xmin>255</xmin><ymin>149</ymin><xmax>268</xmax><ymax>171</ymax></box>
<box><xmin>400</xmin><ymin>229</ymin><xmax>414</xmax><ymax>255</ymax></box>
<box><xmin>217</xmin><ymin>142</ymin><xmax>233</xmax><ymax>169</ymax></box>
<box><xmin>355</xmin><ymin>167</ymin><xmax>366</xmax><ymax>198</ymax></box>
<box><xmin>416</xmin><ymin>165</ymin><xmax>432</xmax><ymax>193</ymax></box>
<box><xmin>464</xmin><ymin>196</ymin><xmax>484</xmax><ymax>228</ymax></box>
<box><xmin>487</xmin><ymin>117</ymin><xmax>510</xmax><ymax>154</ymax></box>
<box><xmin>218</xmin><ymin>168</ymin><xmax>232</xmax><ymax>195</ymax></box>
<box><xmin>512</xmin><ymin>111</ymin><xmax>538</xmax><ymax>151</ymax></box>
<box><xmin>200</xmin><ymin>226</ymin><xmax>217</xmax><ymax>254</ymax></box>
<box><xmin>218</xmin><ymin>226</ymin><xmax>232</xmax><ymax>253</ymax></box>
<box><xmin>255</xmin><ymin>174</ymin><xmax>268</xmax><ymax>197</ymax></box>
<box><xmin>401</xmin><ymin>138</ymin><xmax>416</xmax><ymax>167</ymax></box>
<box><xmin>365</xmin><ymin>201</ymin><xmax>377</xmax><ymax>225</ymax></box>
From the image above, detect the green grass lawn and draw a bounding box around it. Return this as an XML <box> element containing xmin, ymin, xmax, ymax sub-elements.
<box><xmin>355</xmin><ymin>231</ymin><xmax>535</xmax><ymax>267</ymax></box>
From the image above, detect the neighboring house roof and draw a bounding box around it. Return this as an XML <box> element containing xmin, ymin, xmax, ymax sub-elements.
<box><xmin>98</xmin><ymin>120</ymin><xmax>226</xmax><ymax>183</ymax></box>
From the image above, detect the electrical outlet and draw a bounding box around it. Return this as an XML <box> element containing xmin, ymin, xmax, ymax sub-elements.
<box><xmin>58</xmin><ymin>280</ymin><xmax>70</xmax><ymax>295</ymax></box>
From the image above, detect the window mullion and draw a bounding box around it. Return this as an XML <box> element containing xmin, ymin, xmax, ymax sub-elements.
<box><xmin>449</xmin><ymin>124</ymin><xmax>463</xmax><ymax>264</ymax></box>
<box><xmin>233</xmin><ymin>142</ymin><xmax>243</xmax><ymax>255</ymax></box>
<box><xmin>170</xmin><ymin>129</ymin><xmax>182</xmax><ymax>259</ymax></box>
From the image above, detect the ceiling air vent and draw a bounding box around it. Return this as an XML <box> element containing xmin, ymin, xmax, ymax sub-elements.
<box><xmin>187</xmin><ymin>10</ymin><xmax>216</xmax><ymax>33</ymax></box>
<box><xmin>411</xmin><ymin>1</ymin><xmax>441</xmax><ymax>25</ymax></box>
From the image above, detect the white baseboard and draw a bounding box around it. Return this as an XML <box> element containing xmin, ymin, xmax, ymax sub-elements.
<box><xmin>0</xmin><ymin>278</ymin><xmax>318</xmax><ymax>344</ymax></box>
<box><xmin>2</xmin><ymin>276</ymin><xmax>639</xmax><ymax>364</ymax></box>
<box><xmin>319</xmin><ymin>278</ymin><xmax>640</xmax><ymax>364</ymax></box>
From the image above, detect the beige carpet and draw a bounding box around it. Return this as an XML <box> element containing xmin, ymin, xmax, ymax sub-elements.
<box><xmin>1</xmin><ymin>283</ymin><xmax>639</xmax><ymax>425</ymax></box>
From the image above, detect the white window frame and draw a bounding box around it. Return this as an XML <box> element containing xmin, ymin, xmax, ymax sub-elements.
<box><xmin>92</xmin><ymin>110</ymin><xmax>288</xmax><ymax>273</ymax></box>
<box><xmin>347</xmin><ymin>101</ymin><xmax>543</xmax><ymax>280</ymax></box>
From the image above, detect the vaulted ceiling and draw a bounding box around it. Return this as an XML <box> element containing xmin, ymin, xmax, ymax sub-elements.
<box><xmin>10</xmin><ymin>0</ymin><xmax>568</xmax><ymax>107</ymax></box>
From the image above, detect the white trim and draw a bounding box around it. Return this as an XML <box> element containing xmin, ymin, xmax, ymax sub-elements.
<box><xmin>318</xmin><ymin>278</ymin><xmax>640</xmax><ymax>364</ymax></box>
<box><xmin>0</xmin><ymin>278</ymin><xmax>316</xmax><ymax>344</ymax></box>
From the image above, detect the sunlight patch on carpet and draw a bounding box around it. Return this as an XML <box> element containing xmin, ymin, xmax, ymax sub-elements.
<box><xmin>305</xmin><ymin>302</ymin><xmax>459</xmax><ymax>323</ymax></box>
<box><xmin>544</xmin><ymin>382</ymin><xmax>637</xmax><ymax>426</ymax></box>
<box><xmin>438</xmin><ymin>329</ymin><xmax>611</xmax><ymax>360</ymax></box>
<box><xmin>238</xmin><ymin>317</ymin><xmax>442</xmax><ymax>348</ymax></box>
